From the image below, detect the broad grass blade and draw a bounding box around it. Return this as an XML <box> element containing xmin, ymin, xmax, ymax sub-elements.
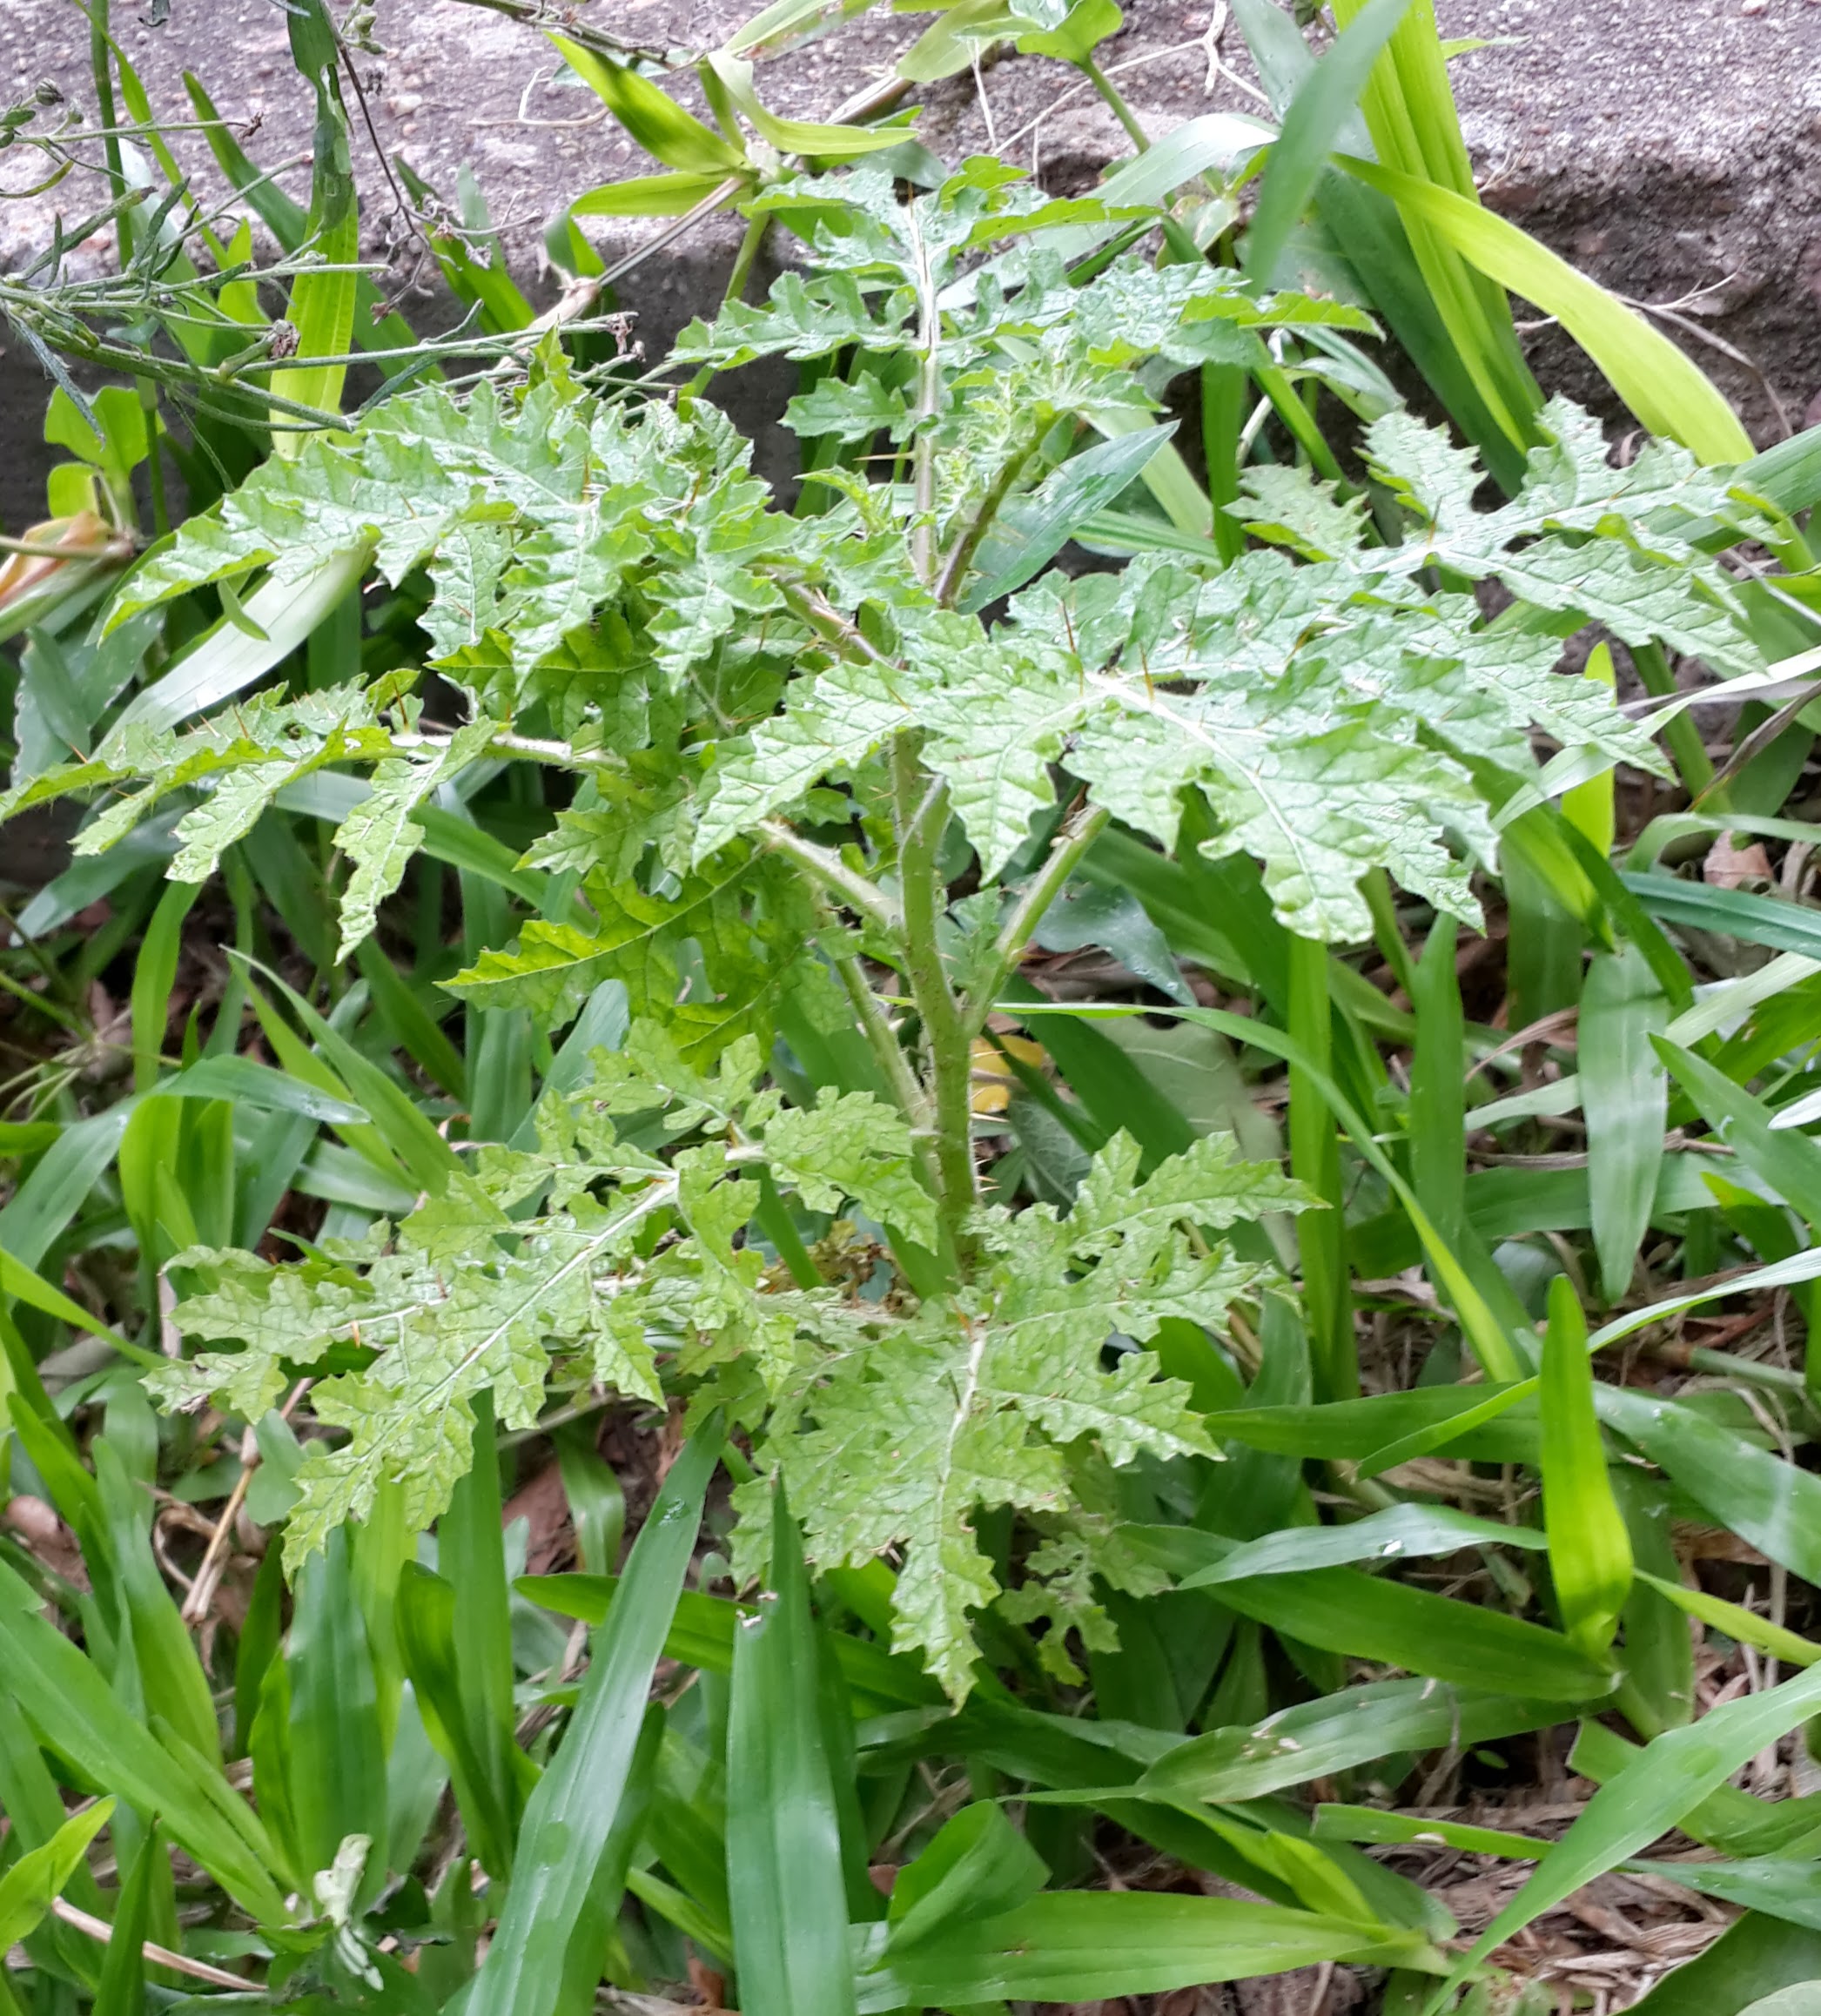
<box><xmin>1242</xmin><ymin>0</ymin><xmax>1413</xmax><ymax>286</ymax></box>
<box><xmin>396</xmin><ymin>1564</ymin><xmax>519</xmax><ymax>1878</ymax></box>
<box><xmin>1581</xmin><ymin>945</ymin><xmax>1670</xmax><ymax>1301</ymax></box>
<box><xmin>726</xmin><ymin>1488</ymin><xmax>858</xmax><ymax>2016</ymax></box>
<box><xmin>0</xmin><ymin>1563</ymin><xmax>284</xmax><ymax>1921</ymax></box>
<box><xmin>1657</xmin><ymin>1037</ymin><xmax>1821</xmax><ymax>1223</ymax></box>
<box><xmin>1625</xmin><ymin>873</ymin><xmax>1821</xmax><ymax>962</ymax></box>
<box><xmin>92</xmin><ymin>1823</ymin><xmax>157</xmax><ymax>2016</ymax></box>
<box><xmin>1336</xmin><ymin>155</ymin><xmax>1751</xmax><ymax>461</ymax></box>
<box><xmin>857</xmin><ymin>1891</ymin><xmax>1429</xmax><ymax>2009</ymax></box>
<box><xmin>1595</xmin><ymin>1384</ymin><xmax>1821</xmax><ymax>1586</ymax></box>
<box><xmin>286</xmin><ymin>1529</ymin><xmax>387</xmax><ymax>1903</ymax></box>
<box><xmin>274</xmin><ymin>0</ymin><xmax>359</xmax><ymax>448</ymax></box>
<box><xmin>129</xmin><ymin>878</ymin><xmax>200</xmax><ymax>1092</ymax></box>
<box><xmin>1611</xmin><ymin>1471</ymin><xmax>1695</xmax><ymax>1737</ymax></box>
<box><xmin>1286</xmin><ymin>935</ymin><xmax>1354</xmax><ymax>1399</ymax></box>
<box><xmin>1538</xmin><ymin>1277</ymin><xmax>1631</xmax><ymax>1657</ymax></box>
<box><xmin>467</xmin><ymin>1420</ymin><xmax>722</xmax><ymax>2016</ymax></box>
<box><xmin>1138</xmin><ymin>1678</ymin><xmax>1556</xmax><ymax>1803</ymax></box>
<box><xmin>0</xmin><ymin>1798</ymin><xmax>114</xmax><ymax>1949</ymax></box>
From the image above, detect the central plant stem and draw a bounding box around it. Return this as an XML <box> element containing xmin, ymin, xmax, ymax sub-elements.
<box><xmin>892</xmin><ymin>734</ymin><xmax>979</xmax><ymax>1261</ymax></box>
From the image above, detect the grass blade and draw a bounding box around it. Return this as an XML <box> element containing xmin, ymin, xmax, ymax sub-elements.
<box><xmin>1538</xmin><ymin>1277</ymin><xmax>1632</xmax><ymax>1658</ymax></box>
<box><xmin>0</xmin><ymin>1798</ymin><xmax>114</xmax><ymax>1949</ymax></box>
<box><xmin>726</xmin><ymin>1487</ymin><xmax>858</xmax><ymax>2016</ymax></box>
<box><xmin>274</xmin><ymin>0</ymin><xmax>359</xmax><ymax>449</ymax></box>
<box><xmin>396</xmin><ymin>1564</ymin><xmax>520</xmax><ymax>1878</ymax></box>
<box><xmin>0</xmin><ymin>1563</ymin><xmax>284</xmax><ymax>1921</ymax></box>
<box><xmin>92</xmin><ymin>1823</ymin><xmax>157</xmax><ymax>2016</ymax></box>
<box><xmin>1625</xmin><ymin>872</ymin><xmax>1821</xmax><ymax>962</ymax></box>
<box><xmin>467</xmin><ymin>1419</ymin><xmax>722</xmax><ymax>2016</ymax></box>
<box><xmin>1582</xmin><ymin>946</ymin><xmax>1670</xmax><ymax>1301</ymax></box>
<box><xmin>95</xmin><ymin>1439</ymin><xmax>223</xmax><ymax>1769</ymax></box>
<box><xmin>1139</xmin><ymin>1678</ymin><xmax>1555</xmax><ymax>1803</ymax></box>
<box><xmin>286</xmin><ymin>1528</ymin><xmax>387</xmax><ymax>1899</ymax></box>
<box><xmin>129</xmin><ymin>878</ymin><xmax>200</xmax><ymax>1092</ymax></box>
<box><xmin>1595</xmin><ymin>1385</ymin><xmax>1821</xmax><ymax>1588</ymax></box>
<box><xmin>1242</xmin><ymin>0</ymin><xmax>1413</xmax><ymax>286</ymax></box>
<box><xmin>435</xmin><ymin>1394</ymin><xmax>527</xmax><ymax>1868</ymax></box>
<box><xmin>1286</xmin><ymin>934</ymin><xmax>1354</xmax><ymax>1398</ymax></box>
<box><xmin>1336</xmin><ymin>154</ymin><xmax>1752</xmax><ymax>462</ymax></box>
<box><xmin>857</xmin><ymin>1890</ymin><xmax>1429</xmax><ymax>2008</ymax></box>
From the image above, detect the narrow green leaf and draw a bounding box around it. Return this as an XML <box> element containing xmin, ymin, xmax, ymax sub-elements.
<box><xmin>885</xmin><ymin>1803</ymin><xmax>1048</xmax><ymax>1953</ymax></box>
<box><xmin>1595</xmin><ymin>1384</ymin><xmax>1821</xmax><ymax>1588</ymax></box>
<box><xmin>1562</xmin><ymin>639</ymin><xmax>1619</xmax><ymax>852</ymax></box>
<box><xmin>549</xmin><ymin>35</ymin><xmax>745</xmax><ymax>174</ymax></box>
<box><xmin>1177</xmin><ymin>1502</ymin><xmax>1546</xmax><ymax>1584</ymax></box>
<box><xmin>467</xmin><ymin>1420</ymin><xmax>721</xmax><ymax>2016</ymax></box>
<box><xmin>1286</xmin><ymin>934</ymin><xmax>1353</xmax><ymax>1399</ymax></box>
<box><xmin>1243</xmin><ymin>0</ymin><xmax>1413</xmax><ymax>285</ymax></box>
<box><xmin>856</xmin><ymin>1891</ymin><xmax>1430</xmax><ymax>2008</ymax></box>
<box><xmin>1657</xmin><ymin>1036</ymin><xmax>1821</xmax><ymax>1226</ymax></box>
<box><xmin>130</xmin><ymin>878</ymin><xmax>201</xmax><ymax>1092</ymax></box>
<box><xmin>287</xmin><ymin>1528</ymin><xmax>387</xmax><ymax>1898</ymax></box>
<box><xmin>396</xmin><ymin>1564</ymin><xmax>520</xmax><ymax>1878</ymax></box>
<box><xmin>276</xmin><ymin>0</ymin><xmax>359</xmax><ymax>448</ymax></box>
<box><xmin>161</xmin><ymin>1053</ymin><xmax>366</xmax><ymax>1125</ymax></box>
<box><xmin>1407</xmin><ymin>913</ymin><xmax>1464</xmax><ymax>1248</ymax></box>
<box><xmin>1154</xmin><ymin>1527</ymin><xmax>1610</xmax><ymax>1700</ymax></box>
<box><xmin>521</xmin><ymin>1572</ymin><xmax>938</xmax><ymax>1716</ymax></box>
<box><xmin>111</xmin><ymin>544</ymin><xmax>373</xmax><ymax>735</ymax></box>
<box><xmin>246</xmin><ymin>960</ymin><xmax>461</xmax><ymax>1199</ymax></box>
<box><xmin>569</xmin><ymin>170</ymin><xmax>739</xmax><ymax>218</ymax></box>
<box><xmin>705</xmin><ymin>53</ymin><xmax>909</xmax><ymax>160</ymax></box>
<box><xmin>726</xmin><ymin>1486</ymin><xmax>857</xmax><ymax>2016</ymax></box>
<box><xmin>0</xmin><ymin>1565</ymin><xmax>283</xmax><ymax>1920</ymax></box>
<box><xmin>93</xmin><ymin>1824</ymin><xmax>158</xmax><ymax>2016</ymax></box>
<box><xmin>1539</xmin><ymin>1277</ymin><xmax>1631</xmax><ymax>1657</ymax></box>
<box><xmin>1336</xmin><ymin>154</ymin><xmax>1752</xmax><ymax>463</ymax></box>
<box><xmin>1582</xmin><ymin>945</ymin><xmax>1670</xmax><ymax>1302</ymax></box>
<box><xmin>0</xmin><ymin>1798</ymin><xmax>114</xmax><ymax>1950</ymax></box>
<box><xmin>1611</xmin><ymin>1471</ymin><xmax>1696</xmax><ymax>1738</ymax></box>
<box><xmin>1634</xmin><ymin>1568</ymin><xmax>1821</xmax><ymax>1672</ymax></box>
<box><xmin>961</xmin><ymin>426</ymin><xmax>1177</xmax><ymax>611</ymax></box>
<box><xmin>1137</xmin><ymin>1678</ymin><xmax>1556</xmax><ymax>1803</ymax></box>
<box><xmin>437</xmin><ymin>1394</ymin><xmax>527</xmax><ymax>1869</ymax></box>
<box><xmin>1314</xmin><ymin>1804</ymin><xmax>1545</xmax><ymax>1859</ymax></box>
<box><xmin>96</xmin><ymin>1439</ymin><xmax>224</xmax><ymax>1769</ymax></box>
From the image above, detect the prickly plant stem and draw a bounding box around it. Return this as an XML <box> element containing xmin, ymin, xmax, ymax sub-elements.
<box><xmin>964</xmin><ymin>800</ymin><xmax>1110</xmax><ymax>1042</ymax></box>
<box><xmin>831</xmin><ymin>943</ymin><xmax>930</xmax><ymax>1138</ymax></box>
<box><xmin>758</xmin><ymin>819</ymin><xmax>901</xmax><ymax>936</ymax></box>
<box><xmin>934</xmin><ymin>426</ymin><xmax>1045</xmax><ymax>608</ymax></box>
<box><xmin>906</xmin><ymin>205</ymin><xmax>942</xmax><ymax>584</ymax></box>
<box><xmin>892</xmin><ymin>734</ymin><xmax>978</xmax><ymax>1255</ymax></box>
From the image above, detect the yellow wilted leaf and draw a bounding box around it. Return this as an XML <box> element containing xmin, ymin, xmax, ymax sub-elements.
<box><xmin>970</xmin><ymin>1032</ymin><xmax>1045</xmax><ymax>1117</ymax></box>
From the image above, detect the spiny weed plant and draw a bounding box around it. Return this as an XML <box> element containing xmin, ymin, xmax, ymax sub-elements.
<box><xmin>5</xmin><ymin>158</ymin><xmax>1768</xmax><ymax>1693</ymax></box>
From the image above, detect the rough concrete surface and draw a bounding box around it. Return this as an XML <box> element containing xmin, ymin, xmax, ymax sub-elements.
<box><xmin>2</xmin><ymin>0</ymin><xmax>1819</xmax><ymax>527</ymax></box>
